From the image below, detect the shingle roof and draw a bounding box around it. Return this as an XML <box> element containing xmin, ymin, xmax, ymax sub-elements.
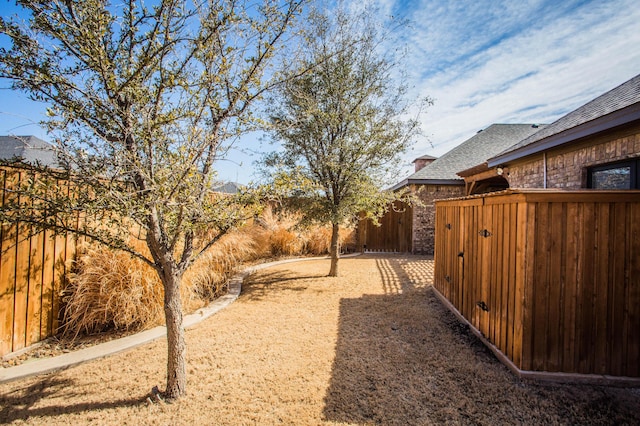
<box><xmin>489</xmin><ymin>73</ymin><xmax>640</xmax><ymax>166</ymax></box>
<box><xmin>392</xmin><ymin>124</ymin><xmax>545</xmax><ymax>190</ymax></box>
<box><xmin>0</xmin><ymin>135</ymin><xmax>59</xmax><ymax>167</ymax></box>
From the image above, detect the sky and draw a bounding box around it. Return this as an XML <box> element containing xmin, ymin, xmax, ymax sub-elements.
<box><xmin>1</xmin><ymin>0</ymin><xmax>639</xmax><ymax>185</ymax></box>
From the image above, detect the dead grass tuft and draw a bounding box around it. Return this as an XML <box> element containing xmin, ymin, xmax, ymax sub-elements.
<box><xmin>62</xmin><ymin>246</ymin><xmax>165</xmax><ymax>336</ymax></box>
<box><xmin>304</xmin><ymin>226</ymin><xmax>332</xmax><ymax>254</ymax></box>
<box><xmin>61</xmin><ymin>205</ymin><xmax>356</xmax><ymax>338</ymax></box>
<box><xmin>183</xmin><ymin>231</ymin><xmax>257</xmax><ymax>301</ymax></box>
<box><xmin>268</xmin><ymin>227</ymin><xmax>304</xmax><ymax>255</ymax></box>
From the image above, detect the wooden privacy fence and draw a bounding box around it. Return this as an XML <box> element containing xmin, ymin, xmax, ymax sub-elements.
<box><xmin>356</xmin><ymin>201</ymin><xmax>412</xmax><ymax>252</ymax></box>
<box><xmin>434</xmin><ymin>189</ymin><xmax>640</xmax><ymax>382</ymax></box>
<box><xmin>0</xmin><ymin>166</ymin><xmax>78</xmax><ymax>357</ymax></box>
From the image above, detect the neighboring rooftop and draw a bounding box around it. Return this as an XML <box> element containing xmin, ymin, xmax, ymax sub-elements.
<box><xmin>0</xmin><ymin>135</ymin><xmax>58</xmax><ymax>168</ymax></box>
<box><xmin>489</xmin><ymin>73</ymin><xmax>640</xmax><ymax>166</ymax></box>
<box><xmin>213</xmin><ymin>181</ymin><xmax>242</xmax><ymax>194</ymax></box>
<box><xmin>392</xmin><ymin>124</ymin><xmax>545</xmax><ymax>190</ymax></box>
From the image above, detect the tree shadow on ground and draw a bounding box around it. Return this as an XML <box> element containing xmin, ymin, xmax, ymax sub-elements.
<box><xmin>372</xmin><ymin>255</ymin><xmax>434</xmax><ymax>294</ymax></box>
<box><xmin>322</xmin><ymin>280</ymin><xmax>640</xmax><ymax>424</ymax></box>
<box><xmin>240</xmin><ymin>270</ymin><xmax>325</xmax><ymax>302</ymax></box>
<box><xmin>0</xmin><ymin>375</ymin><xmax>147</xmax><ymax>423</ymax></box>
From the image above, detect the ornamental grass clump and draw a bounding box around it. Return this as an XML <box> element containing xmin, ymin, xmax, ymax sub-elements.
<box><xmin>61</xmin><ymin>207</ymin><xmax>355</xmax><ymax>338</ymax></box>
<box><xmin>62</xmin><ymin>246</ymin><xmax>165</xmax><ymax>337</ymax></box>
<box><xmin>257</xmin><ymin>206</ymin><xmax>305</xmax><ymax>256</ymax></box>
<box><xmin>62</xmin><ymin>231</ymin><xmax>258</xmax><ymax>337</ymax></box>
<box><xmin>184</xmin><ymin>231</ymin><xmax>257</xmax><ymax>301</ymax></box>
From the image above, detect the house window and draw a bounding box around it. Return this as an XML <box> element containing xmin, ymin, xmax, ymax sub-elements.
<box><xmin>587</xmin><ymin>159</ymin><xmax>639</xmax><ymax>189</ymax></box>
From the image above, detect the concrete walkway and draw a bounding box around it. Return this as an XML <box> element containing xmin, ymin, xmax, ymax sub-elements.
<box><xmin>0</xmin><ymin>256</ymin><xmax>351</xmax><ymax>384</ymax></box>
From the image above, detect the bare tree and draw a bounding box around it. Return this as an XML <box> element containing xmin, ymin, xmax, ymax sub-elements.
<box><xmin>0</xmin><ymin>0</ymin><xmax>305</xmax><ymax>400</ymax></box>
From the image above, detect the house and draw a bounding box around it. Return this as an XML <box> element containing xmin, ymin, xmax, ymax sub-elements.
<box><xmin>468</xmin><ymin>73</ymin><xmax>640</xmax><ymax>189</ymax></box>
<box><xmin>381</xmin><ymin>124</ymin><xmax>544</xmax><ymax>254</ymax></box>
<box><xmin>0</xmin><ymin>135</ymin><xmax>59</xmax><ymax>168</ymax></box>
<box><xmin>213</xmin><ymin>181</ymin><xmax>242</xmax><ymax>194</ymax></box>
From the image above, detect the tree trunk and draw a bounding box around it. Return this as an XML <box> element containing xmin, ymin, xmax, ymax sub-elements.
<box><xmin>328</xmin><ymin>222</ymin><xmax>340</xmax><ymax>277</ymax></box>
<box><xmin>163</xmin><ymin>270</ymin><xmax>187</xmax><ymax>400</ymax></box>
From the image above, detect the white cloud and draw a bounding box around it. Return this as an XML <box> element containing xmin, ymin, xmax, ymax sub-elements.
<box><xmin>393</xmin><ymin>0</ymin><xmax>640</xmax><ymax>180</ymax></box>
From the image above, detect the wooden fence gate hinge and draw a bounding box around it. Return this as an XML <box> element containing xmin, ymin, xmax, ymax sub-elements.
<box><xmin>478</xmin><ymin>229</ymin><xmax>492</xmax><ymax>238</ymax></box>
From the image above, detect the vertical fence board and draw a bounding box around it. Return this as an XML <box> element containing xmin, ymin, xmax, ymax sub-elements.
<box><xmin>562</xmin><ymin>202</ymin><xmax>579</xmax><ymax>373</ymax></box>
<box><xmin>51</xmin><ymin>228</ymin><xmax>68</xmax><ymax>335</ymax></box>
<box><xmin>627</xmin><ymin>203</ymin><xmax>640</xmax><ymax>377</ymax></box>
<box><xmin>40</xmin><ymin>228</ymin><xmax>56</xmax><ymax>339</ymax></box>
<box><xmin>466</xmin><ymin>204</ymin><xmax>479</xmax><ymax>325</ymax></box>
<box><xmin>12</xmin><ymin>169</ymin><xmax>30</xmax><ymax>352</ymax></box>
<box><xmin>512</xmin><ymin>202</ymin><xmax>527</xmax><ymax>368</ymax></box>
<box><xmin>547</xmin><ymin>202</ymin><xmax>564</xmax><ymax>371</ymax></box>
<box><xmin>531</xmin><ymin>202</ymin><xmax>550</xmax><ymax>371</ymax></box>
<box><xmin>499</xmin><ymin>204</ymin><xmax>510</xmax><ymax>357</ymax></box>
<box><xmin>489</xmin><ymin>205</ymin><xmax>500</xmax><ymax>346</ymax></box>
<box><xmin>609</xmin><ymin>202</ymin><xmax>627</xmax><ymax>376</ymax></box>
<box><xmin>0</xmin><ymin>169</ymin><xmax>16</xmax><ymax>355</ymax></box>
<box><xmin>504</xmin><ymin>203</ymin><xmax>515</xmax><ymax>361</ymax></box>
<box><xmin>594</xmin><ymin>203</ymin><xmax>610</xmax><ymax>374</ymax></box>
<box><xmin>578</xmin><ymin>202</ymin><xmax>596</xmax><ymax>373</ymax></box>
<box><xmin>26</xmin><ymin>223</ymin><xmax>44</xmax><ymax>347</ymax></box>
<box><xmin>478</xmin><ymin>204</ymin><xmax>490</xmax><ymax>337</ymax></box>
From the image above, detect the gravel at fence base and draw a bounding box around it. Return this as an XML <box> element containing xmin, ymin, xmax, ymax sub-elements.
<box><xmin>0</xmin><ymin>254</ymin><xmax>638</xmax><ymax>425</ymax></box>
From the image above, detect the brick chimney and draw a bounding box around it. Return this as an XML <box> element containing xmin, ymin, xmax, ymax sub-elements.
<box><xmin>412</xmin><ymin>154</ymin><xmax>437</xmax><ymax>172</ymax></box>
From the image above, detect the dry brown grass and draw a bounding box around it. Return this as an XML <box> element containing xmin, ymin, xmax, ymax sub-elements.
<box><xmin>62</xmin><ymin>246</ymin><xmax>165</xmax><ymax>336</ymax></box>
<box><xmin>303</xmin><ymin>226</ymin><xmax>356</xmax><ymax>255</ymax></box>
<box><xmin>1</xmin><ymin>255</ymin><xmax>637</xmax><ymax>425</ymax></box>
<box><xmin>183</xmin><ymin>231</ymin><xmax>257</xmax><ymax>301</ymax></box>
<box><xmin>304</xmin><ymin>225</ymin><xmax>333</xmax><ymax>254</ymax></box>
<box><xmin>63</xmin><ymin>231</ymin><xmax>258</xmax><ymax>336</ymax></box>
<box><xmin>61</xmin><ymin>205</ymin><xmax>354</xmax><ymax>339</ymax></box>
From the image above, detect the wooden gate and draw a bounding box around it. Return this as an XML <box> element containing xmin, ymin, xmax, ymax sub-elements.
<box><xmin>434</xmin><ymin>190</ymin><xmax>640</xmax><ymax>381</ymax></box>
<box><xmin>356</xmin><ymin>201</ymin><xmax>412</xmax><ymax>252</ymax></box>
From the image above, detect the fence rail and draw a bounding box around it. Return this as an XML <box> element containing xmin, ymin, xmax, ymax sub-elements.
<box><xmin>0</xmin><ymin>166</ymin><xmax>78</xmax><ymax>357</ymax></box>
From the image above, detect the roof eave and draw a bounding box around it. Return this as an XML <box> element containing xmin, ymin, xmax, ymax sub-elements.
<box><xmin>488</xmin><ymin>103</ymin><xmax>640</xmax><ymax>167</ymax></box>
<box><xmin>457</xmin><ymin>162</ymin><xmax>490</xmax><ymax>178</ymax></box>
<box><xmin>392</xmin><ymin>178</ymin><xmax>464</xmax><ymax>191</ymax></box>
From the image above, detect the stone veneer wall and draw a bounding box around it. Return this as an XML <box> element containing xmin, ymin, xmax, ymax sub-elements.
<box><xmin>506</xmin><ymin>124</ymin><xmax>640</xmax><ymax>189</ymax></box>
<box><xmin>411</xmin><ymin>184</ymin><xmax>465</xmax><ymax>254</ymax></box>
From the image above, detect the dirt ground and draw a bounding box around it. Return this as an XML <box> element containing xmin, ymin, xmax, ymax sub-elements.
<box><xmin>0</xmin><ymin>254</ymin><xmax>638</xmax><ymax>425</ymax></box>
